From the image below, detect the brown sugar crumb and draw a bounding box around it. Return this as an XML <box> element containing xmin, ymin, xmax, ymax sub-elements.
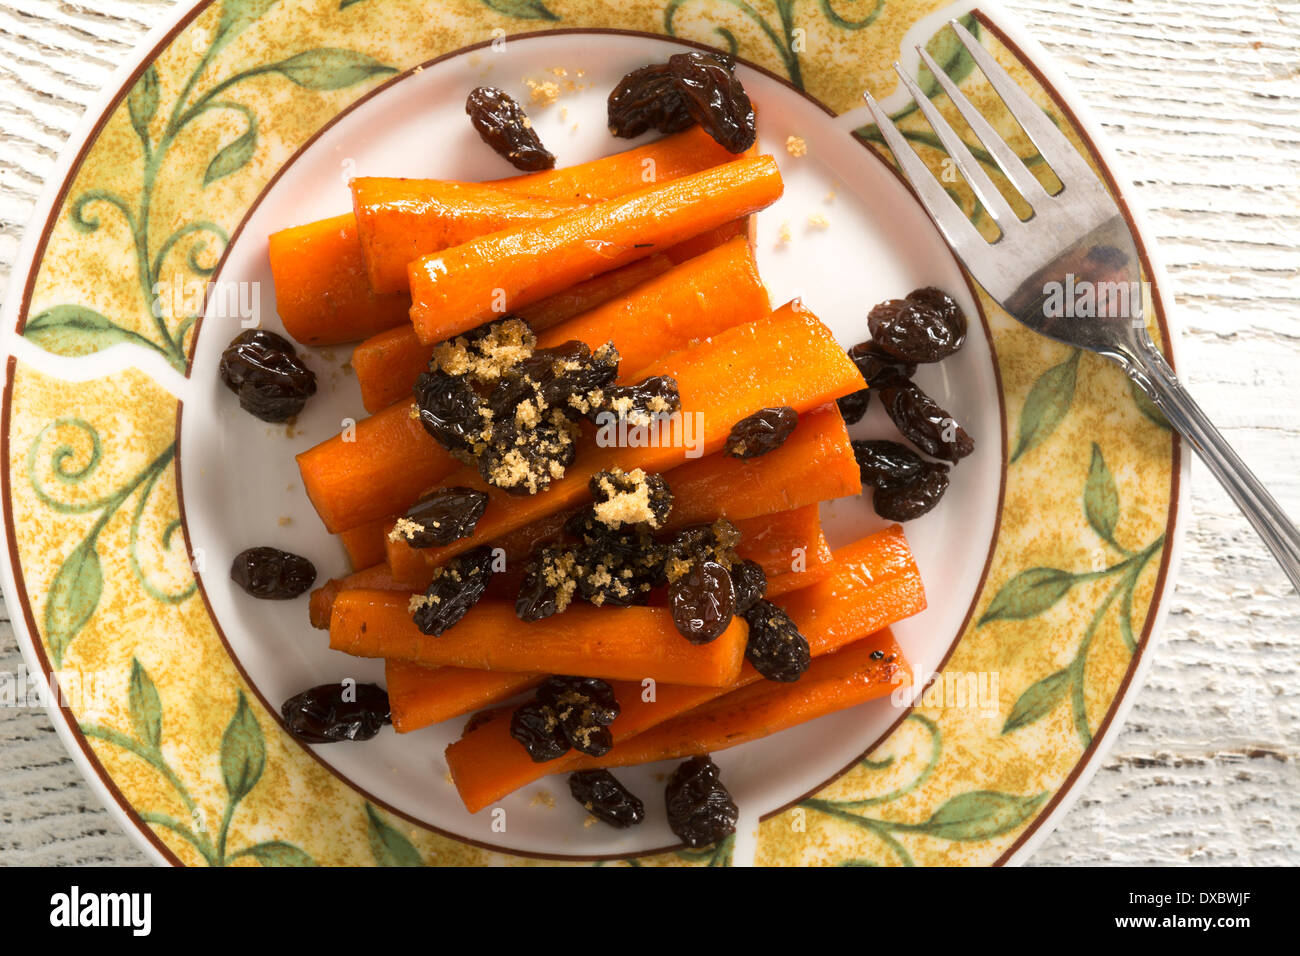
<box><xmin>808</xmin><ymin>212</ymin><xmax>830</xmax><ymax>229</ymax></box>
<box><xmin>276</xmin><ymin>516</ymin><xmax>291</xmax><ymax>527</ymax></box>
<box><xmin>407</xmin><ymin>591</ymin><xmax>442</xmax><ymax>614</ymax></box>
<box><xmin>525</xmin><ymin>78</ymin><xmax>561</xmax><ymax>106</ymax></box>
<box><xmin>582</xmin><ymin>814</ymin><xmax>599</xmax><ymax>828</ymax></box>
<box><xmin>665</xmin><ymin>555</ymin><xmax>694</xmax><ymax>584</ymax></box>
<box><xmin>432</xmin><ymin>317</ymin><xmax>535</xmax><ymax>383</ymax></box>
<box><xmin>388</xmin><ymin>517</ymin><xmax>425</xmax><ymax>543</ymax></box>
<box><xmin>592</xmin><ymin>468</ymin><xmax>661</xmax><ymax>529</ymax></box>
<box><xmin>785</xmin><ymin>135</ymin><xmax>808</xmax><ymax>157</ymax></box>
<box><xmin>530</xmin><ymin>789</ymin><xmax>556</xmax><ymax>809</ymax></box>
<box><xmin>777</xmin><ymin>221</ymin><xmax>792</xmax><ymax>245</ymax></box>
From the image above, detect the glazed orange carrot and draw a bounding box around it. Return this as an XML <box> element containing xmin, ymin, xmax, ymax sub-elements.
<box><xmin>571</xmin><ymin>630</ymin><xmax>910</xmax><ymax>770</ymax></box>
<box><xmin>308</xmin><ymin>563</ymin><xmax>404</xmax><ymax>630</ymax></box>
<box><xmin>386</xmin><ymin>306</ymin><xmax>861</xmax><ymax>582</ymax></box>
<box><xmin>329</xmin><ymin>593</ymin><xmax>748</xmax><ymax>687</ymax></box>
<box><xmin>269</xmin><ymin>213</ymin><xmax>412</xmax><ymax>346</ymax></box>
<box><xmin>296</xmin><ymin>399</ymin><xmax>460</xmax><ymax>534</ymax></box>
<box><xmin>445</xmin><ymin>525</ymin><xmax>924</xmax><ymax>812</ymax></box>
<box><xmin>353</xmin><ymin>235</ymin><xmax>762</xmax><ymax>414</ymax></box>
<box><xmin>732</xmin><ymin>505</ymin><xmax>834</xmax><ymax>586</ymax></box>
<box><xmin>488</xmin><ymin>125</ymin><xmax>740</xmax><ymax>201</ymax></box>
<box><xmin>406</xmin><ymin>156</ymin><xmax>784</xmax><ymax>344</ymax></box>
<box><xmin>765</xmin><ymin>529</ymin><xmax>836</xmax><ymax>597</ymax></box>
<box><xmin>662</xmin><ymin>216</ymin><xmax>752</xmax><ymax>264</ymax></box>
<box><xmin>271</xmin><ymin>128</ymin><xmax>743</xmax><ymax>346</ymax></box>
<box><xmin>352</xmin><ymin>179</ymin><xmax>590</xmax><ymax>294</ymax></box>
<box><xmin>386</xmin><ymin>660</ymin><xmax>542</xmax><ymax>734</ymax></box>
<box><xmin>339</xmin><ymin>518</ymin><xmax>391</xmax><ymax>569</ymax></box>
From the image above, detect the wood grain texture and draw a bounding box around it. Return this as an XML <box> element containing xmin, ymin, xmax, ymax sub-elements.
<box><xmin>0</xmin><ymin>0</ymin><xmax>1297</xmax><ymax>867</ymax></box>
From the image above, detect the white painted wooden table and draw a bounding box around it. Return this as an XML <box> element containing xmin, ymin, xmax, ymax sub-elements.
<box><xmin>1</xmin><ymin>0</ymin><xmax>1297</xmax><ymax>866</ymax></box>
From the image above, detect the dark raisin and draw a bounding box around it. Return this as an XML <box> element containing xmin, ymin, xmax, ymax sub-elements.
<box><xmin>589</xmin><ymin>469</ymin><xmax>673</xmax><ymax>529</ymax></box>
<box><xmin>413</xmin><ymin>370</ymin><xmax>483</xmax><ymax>452</ymax></box>
<box><xmin>280</xmin><ymin>682</ymin><xmax>390</xmax><ymax>744</ymax></box>
<box><xmin>399</xmin><ymin>487</ymin><xmax>488</xmax><ymax>548</ymax></box>
<box><xmin>878</xmin><ymin>383</ymin><xmax>975</xmax><ymax>462</ymax></box>
<box><xmin>867</xmin><ymin>287</ymin><xmax>967</xmax><ymax>363</ymax></box>
<box><xmin>670</xmin><ymin>559</ymin><xmax>736</xmax><ymax>644</ymax></box>
<box><xmin>743</xmin><ymin>599</ymin><xmax>811</xmax><ymax>682</ymax></box>
<box><xmin>586</xmin><ymin>375</ymin><xmax>681</xmax><ymax>424</ymax></box>
<box><xmin>411</xmin><ymin>546</ymin><xmax>495</xmax><ymax>636</ymax></box>
<box><xmin>608</xmin><ymin>63</ymin><xmax>695</xmax><ymax>139</ymax></box>
<box><xmin>516</xmin><ymin>547</ymin><xmax>573</xmax><ymax>622</ymax></box>
<box><xmin>568</xmin><ymin>770</ymin><xmax>645</xmax><ymax>828</ymax></box>
<box><xmin>218</xmin><ymin>329</ymin><xmax>316</xmax><ymax>422</ymax></box>
<box><xmin>665</xmin><ymin>755</ymin><xmax>739</xmax><ymax>848</ymax></box>
<box><xmin>489</xmin><ymin>341</ymin><xmax>618</xmax><ymax>421</ymax></box>
<box><xmin>725</xmin><ymin>406</ymin><xmax>798</xmax><ymax>459</ymax></box>
<box><xmin>667</xmin><ymin>52</ymin><xmax>756</xmax><ymax>153</ymax></box>
<box><xmin>537</xmin><ymin>676</ymin><xmax>619</xmax><ymax>757</ymax></box>
<box><xmin>729</xmin><ymin>559</ymin><xmax>767</xmax><ymax>615</ymax></box>
<box><xmin>509</xmin><ymin>699</ymin><xmax>569</xmax><ymax>762</ymax></box>
<box><xmin>847</xmin><ymin>342</ymin><xmax>917</xmax><ymax>388</ymax></box>
<box><xmin>477</xmin><ymin>413</ymin><xmax>578</xmax><ymax>496</ymax></box>
<box><xmin>230</xmin><ymin>546</ymin><xmax>316</xmax><ymax>599</ymax></box>
<box><xmin>851</xmin><ymin>439</ymin><xmax>926</xmax><ymax>488</ymax></box>
<box><xmin>669</xmin><ymin>518</ymin><xmax>741</xmax><ymax>568</ymax></box>
<box><xmin>873</xmin><ymin>461</ymin><xmax>951</xmax><ymax>521</ymax></box>
<box><xmin>465</xmin><ymin>86</ymin><xmax>555</xmax><ymax>171</ymax></box>
<box><xmin>837</xmin><ymin>388</ymin><xmax>871</xmax><ymax>425</ymax></box>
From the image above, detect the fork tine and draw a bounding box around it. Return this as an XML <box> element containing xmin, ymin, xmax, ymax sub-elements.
<box><xmin>915</xmin><ymin>45</ymin><xmax>1049</xmax><ymax>204</ymax></box>
<box><xmin>892</xmin><ymin>61</ymin><xmax>1017</xmax><ymax>229</ymax></box>
<box><xmin>862</xmin><ymin>91</ymin><xmax>989</xmax><ymax>253</ymax></box>
<box><xmin>947</xmin><ymin>19</ymin><xmax>1101</xmax><ymax>188</ymax></box>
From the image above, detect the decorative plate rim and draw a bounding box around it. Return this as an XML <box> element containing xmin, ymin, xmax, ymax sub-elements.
<box><xmin>0</xmin><ymin>0</ymin><xmax>1189</xmax><ymax>866</ymax></box>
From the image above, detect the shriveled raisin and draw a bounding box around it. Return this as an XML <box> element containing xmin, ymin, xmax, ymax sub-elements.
<box><xmin>743</xmin><ymin>599</ymin><xmax>811</xmax><ymax>682</ymax></box>
<box><xmin>476</xmin><ymin>413</ymin><xmax>578</xmax><ymax>496</ymax></box>
<box><xmin>585</xmin><ymin>375</ymin><xmax>681</xmax><ymax>425</ymax></box>
<box><xmin>411</xmin><ymin>546</ymin><xmax>495</xmax><ymax>636</ymax></box>
<box><xmin>413</xmin><ymin>370</ymin><xmax>482</xmax><ymax>452</ymax></box>
<box><xmin>516</xmin><ymin>547</ymin><xmax>575</xmax><ymax>622</ymax></box>
<box><xmin>851</xmin><ymin>439</ymin><xmax>925</xmax><ymax>488</ymax></box>
<box><xmin>607</xmin><ymin>63</ymin><xmax>694</xmax><ymax>139</ymax></box>
<box><xmin>725</xmin><ymin>406</ymin><xmax>798</xmax><ymax>459</ymax></box>
<box><xmin>873</xmin><ymin>461</ymin><xmax>951</xmax><ymax>521</ymax></box>
<box><xmin>465</xmin><ymin>86</ymin><xmax>555</xmax><ymax>171</ymax></box>
<box><xmin>230</xmin><ymin>547</ymin><xmax>316</xmax><ymax>599</ymax></box>
<box><xmin>878</xmin><ymin>383</ymin><xmax>974</xmax><ymax>462</ymax></box>
<box><xmin>510</xmin><ymin>698</ymin><xmax>569</xmax><ymax>762</ymax></box>
<box><xmin>398</xmin><ymin>487</ymin><xmax>488</xmax><ymax>548</ymax></box>
<box><xmin>837</xmin><ymin>388</ymin><xmax>871</xmax><ymax>425</ymax></box>
<box><xmin>219</xmin><ymin>330</ymin><xmax>316</xmax><ymax>422</ymax></box>
<box><xmin>667</xmin><ymin>52</ymin><xmax>756</xmax><ymax>153</ymax></box>
<box><xmin>867</xmin><ymin>287</ymin><xmax>967</xmax><ymax>363</ymax></box>
<box><xmin>568</xmin><ymin>770</ymin><xmax>645</xmax><ymax>828</ymax></box>
<box><xmin>665</xmin><ymin>755</ymin><xmax>739</xmax><ymax>848</ymax></box>
<box><xmin>729</xmin><ymin>559</ymin><xmax>767</xmax><ymax>615</ymax></box>
<box><xmin>280</xmin><ymin>682</ymin><xmax>390</xmax><ymax>744</ymax></box>
<box><xmin>847</xmin><ymin>342</ymin><xmax>916</xmax><ymax>388</ymax></box>
<box><xmin>669</xmin><ymin>518</ymin><xmax>741</xmax><ymax>569</ymax></box>
<box><xmin>670</xmin><ymin>558</ymin><xmax>736</xmax><ymax>644</ymax></box>
<box><xmin>537</xmin><ymin>676</ymin><xmax>619</xmax><ymax>757</ymax></box>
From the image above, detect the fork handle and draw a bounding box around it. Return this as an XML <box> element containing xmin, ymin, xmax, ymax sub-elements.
<box><xmin>1123</xmin><ymin>334</ymin><xmax>1300</xmax><ymax>592</ymax></box>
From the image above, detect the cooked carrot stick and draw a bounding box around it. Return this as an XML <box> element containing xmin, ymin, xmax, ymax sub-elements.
<box><xmin>662</xmin><ymin>216</ymin><xmax>753</xmax><ymax>264</ymax></box>
<box><xmin>386</xmin><ymin>660</ymin><xmax>542</xmax><ymax>734</ymax></box>
<box><xmin>406</xmin><ymin>156</ymin><xmax>784</xmax><ymax>344</ymax></box>
<box><xmin>352</xmin><ymin>179</ymin><xmax>590</xmax><ymax>294</ymax></box>
<box><xmin>386</xmin><ymin>305</ymin><xmax>860</xmax><ymax>579</ymax></box>
<box><xmin>329</xmin><ymin>593</ymin><xmax>748</xmax><ymax>687</ymax></box>
<box><xmin>270</xmin><ymin>128</ymin><xmax>742</xmax><ymax>346</ymax></box>
<box><xmin>339</xmin><ymin>518</ymin><xmax>391</xmax><ymax>569</ymax></box>
<box><xmin>765</xmin><ymin>529</ymin><xmax>836</xmax><ymax>597</ymax></box>
<box><xmin>308</xmin><ymin>563</ymin><xmax>404</xmax><ymax>630</ymax></box>
<box><xmin>353</xmin><ymin>234</ymin><xmax>762</xmax><ymax>414</ymax></box>
<box><xmin>296</xmin><ymin>399</ymin><xmax>460</xmax><ymax>535</ymax></box>
<box><xmin>570</xmin><ymin>630</ymin><xmax>910</xmax><ymax>770</ymax></box>
<box><xmin>488</xmin><ymin>125</ymin><xmax>740</xmax><ymax>201</ymax></box>
<box><xmin>269</xmin><ymin>213</ymin><xmax>412</xmax><ymax>346</ymax></box>
<box><xmin>732</xmin><ymin>505</ymin><xmax>834</xmax><ymax>587</ymax></box>
<box><xmin>445</xmin><ymin>525</ymin><xmax>924</xmax><ymax>812</ymax></box>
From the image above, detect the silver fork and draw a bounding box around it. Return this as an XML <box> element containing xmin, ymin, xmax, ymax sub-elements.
<box><xmin>864</xmin><ymin>19</ymin><xmax>1300</xmax><ymax>593</ymax></box>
